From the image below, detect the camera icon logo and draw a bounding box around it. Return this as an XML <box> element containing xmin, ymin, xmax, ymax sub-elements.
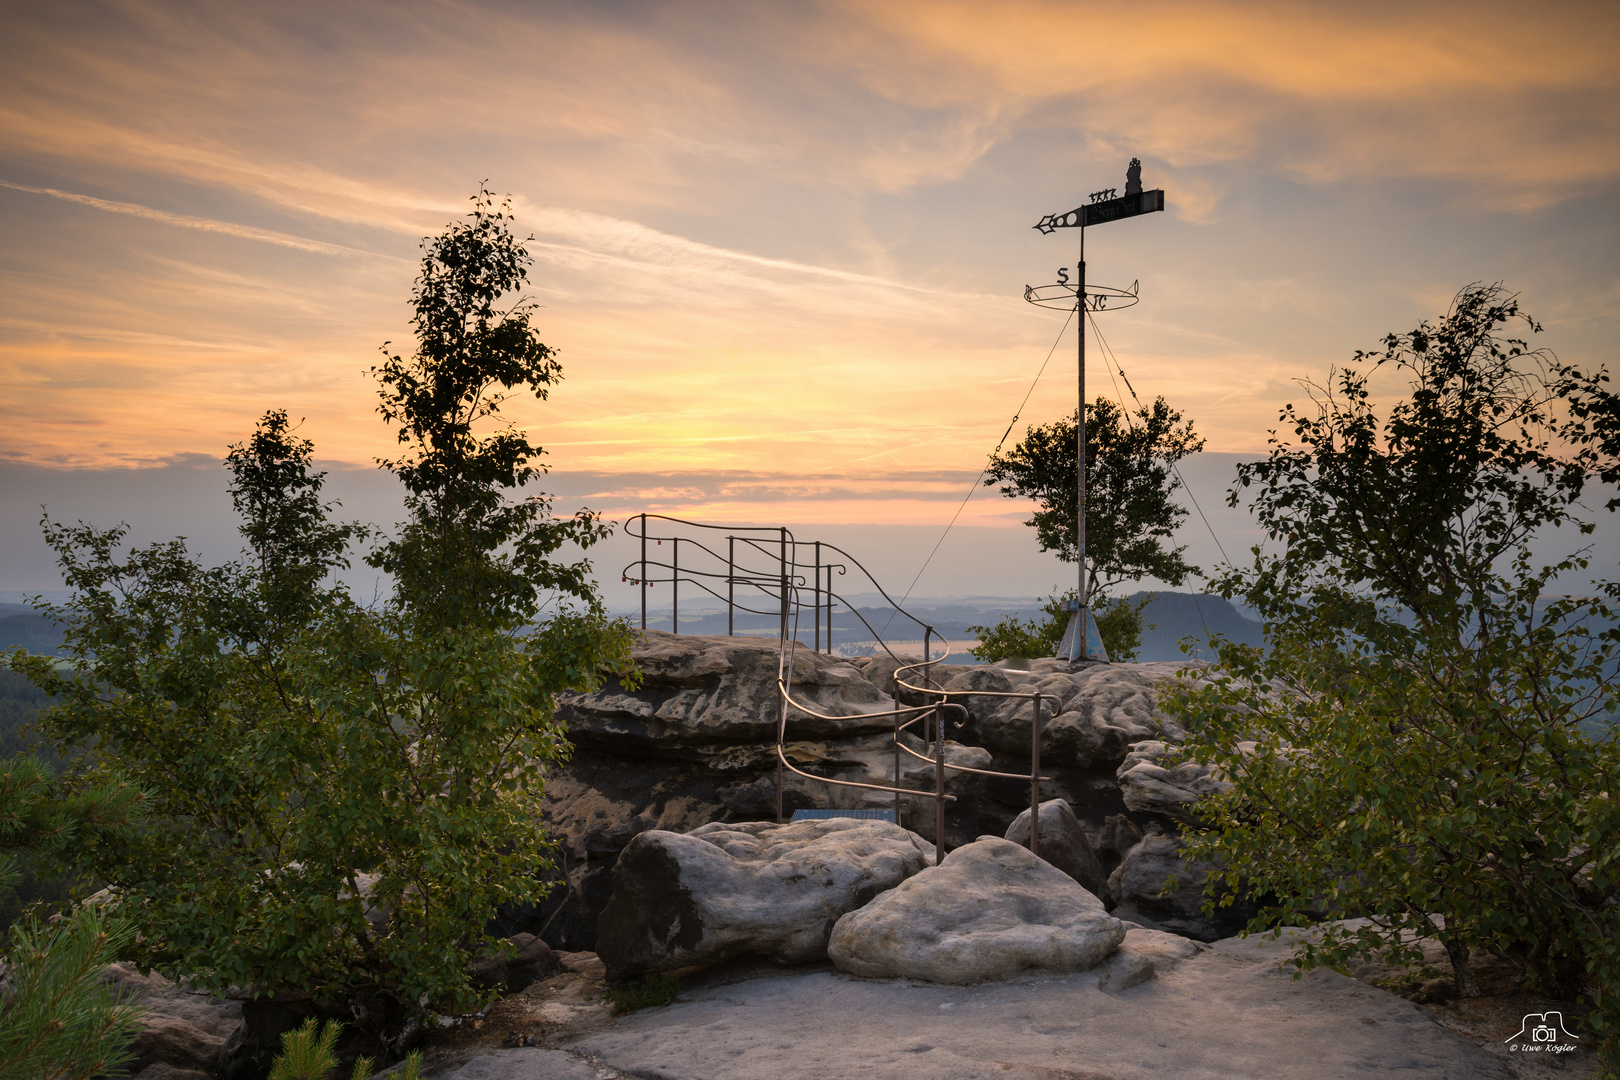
<box><xmin>1506</xmin><ymin>1012</ymin><xmax>1579</xmax><ymax>1049</ymax></box>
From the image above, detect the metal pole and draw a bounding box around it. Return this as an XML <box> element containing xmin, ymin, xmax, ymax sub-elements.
<box><xmin>672</xmin><ymin>537</ymin><xmax>678</xmax><ymax>635</ymax></box>
<box><xmin>1029</xmin><ymin>692</ymin><xmax>1042</xmax><ymax>859</ymax></box>
<box><xmin>777</xmin><ymin>526</ymin><xmax>788</xmax><ymax>822</ymax></box>
<box><xmin>639</xmin><ymin>513</ymin><xmax>647</xmax><ymax>631</ymax></box>
<box><xmin>893</xmin><ymin>712</ymin><xmax>902</xmax><ymax>824</ymax></box>
<box><xmin>814</xmin><ymin>541</ymin><xmax>821</xmax><ymax>652</ymax></box>
<box><xmin>826</xmin><ymin>565</ymin><xmax>833</xmax><ymax>656</ymax></box>
<box><xmin>1076</xmin><ymin>245</ymin><xmax>1089</xmax><ymax>659</ymax></box>
<box><xmin>923</xmin><ymin>627</ymin><xmax>933</xmax><ymax>687</ymax></box>
<box><xmin>779</xmin><ymin>528</ymin><xmax>789</xmax><ymax>643</ymax></box>
<box><xmin>934</xmin><ymin>703</ymin><xmax>946</xmax><ymax>866</ymax></box>
<box><xmin>727</xmin><ymin>536</ymin><xmax>735</xmax><ymax>637</ymax></box>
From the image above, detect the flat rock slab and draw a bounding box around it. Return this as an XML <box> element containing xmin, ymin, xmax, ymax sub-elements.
<box><xmin>564</xmin><ymin>931</ymin><xmax>1511</xmax><ymax>1080</ymax></box>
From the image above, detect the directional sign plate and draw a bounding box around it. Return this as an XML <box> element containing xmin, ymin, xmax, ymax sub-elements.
<box><xmin>1035</xmin><ymin>189</ymin><xmax>1165</xmax><ymax>233</ymax></box>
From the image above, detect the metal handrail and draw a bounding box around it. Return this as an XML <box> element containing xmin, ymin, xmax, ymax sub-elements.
<box><xmin>621</xmin><ymin>512</ymin><xmax>1057</xmax><ymax>864</ymax></box>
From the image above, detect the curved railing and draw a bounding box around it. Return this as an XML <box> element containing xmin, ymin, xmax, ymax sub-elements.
<box><xmin>623</xmin><ymin>513</ymin><xmax>1052</xmax><ymax>863</ymax></box>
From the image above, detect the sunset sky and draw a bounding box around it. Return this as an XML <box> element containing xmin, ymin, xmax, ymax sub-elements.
<box><xmin>2</xmin><ymin>1</ymin><xmax>1617</xmax><ymax>604</ymax></box>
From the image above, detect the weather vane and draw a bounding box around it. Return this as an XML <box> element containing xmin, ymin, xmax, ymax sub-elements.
<box><xmin>1025</xmin><ymin>159</ymin><xmax>1166</xmax><ymax>665</ymax></box>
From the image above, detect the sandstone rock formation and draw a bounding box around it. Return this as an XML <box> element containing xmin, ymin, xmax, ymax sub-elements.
<box><xmin>827</xmin><ymin>837</ymin><xmax>1126</xmax><ymax>984</ymax></box>
<box><xmin>468</xmin><ymin>933</ymin><xmax>560</xmax><ymax>994</ymax></box>
<box><xmin>1002</xmin><ymin>797</ymin><xmax>1111</xmax><ymax>903</ymax></box>
<box><xmin>1115</xmin><ymin>739</ymin><xmax>1229</xmax><ymax>826</ymax></box>
<box><xmin>1108</xmin><ymin>832</ymin><xmax>1257</xmax><ymax>941</ymax></box>
<box><xmin>595</xmin><ymin>817</ymin><xmax>934</xmax><ymax>981</ymax></box>
<box><xmin>535</xmin><ymin>634</ymin><xmax>911</xmax><ymax>948</ymax></box>
<box><xmin>530</xmin><ymin>631</ymin><xmax>1233</xmax><ymax>952</ymax></box>
<box><xmin>101</xmin><ymin>963</ymin><xmax>240</xmax><ymax>1080</ymax></box>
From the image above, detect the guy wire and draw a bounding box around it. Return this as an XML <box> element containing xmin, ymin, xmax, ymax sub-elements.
<box><xmin>875</xmin><ymin>306</ymin><xmax>1079</xmax><ymax>645</ymax></box>
<box><xmin>1086</xmin><ymin>310</ymin><xmax>1232</xmax><ymax>567</ymax></box>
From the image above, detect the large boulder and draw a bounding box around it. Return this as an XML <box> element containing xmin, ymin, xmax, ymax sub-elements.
<box><xmin>1108</xmin><ymin>832</ymin><xmax>1257</xmax><ymax>941</ymax></box>
<box><xmin>827</xmin><ymin>837</ymin><xmax>1126</xmax><ymax>984</ymax></box>
<box><xmin>1116</xmin><ymin>740</ymin><xmax>1230</xmax><ymax>826</ymax></box>
<box><xmin>532</xmin><ymin>630</ymin><xmax>1207</xmax><ymax>955</ymax></box>
<box><xmin>1002</xmin><ymin>798</ymin><xmax>1110</xmax><ymax>903</ymax></box>
<box><xmin>595</xmin><ymin>818</ymin><xmax>934</xmax><ymax>981</ymax></box>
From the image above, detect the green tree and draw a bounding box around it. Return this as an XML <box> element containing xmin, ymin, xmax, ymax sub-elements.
<box><xmin>969</xmin><ymin>590</ymin><xmax>1153</xmax><ymax>663</ymax></box>
<box><xmin>4</xmin><ymin>193</ymin><xmax>637</xmax><ymax>1068</ymax></box>
<box><xmin>370</xmin><ymin>187</ymin><xmax>609</xmax><ymax>632</ymax></box>
<box><xmin>986</xmin><ymin>396</ymin><xmax>1203</xmax><ymax>605</ymax></box>
<box><xmin>0</xmin><ymin>756</ymin><xmax>146</xmax><ymax>1080</ymax></box>
<box><xmin>1160</xmin><ymin>284</ymin><xmax>1620</xmax><ymax>1061</ymax></box>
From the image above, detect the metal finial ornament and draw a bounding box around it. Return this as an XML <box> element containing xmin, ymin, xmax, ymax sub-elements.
<box><xmin>1025</xmin><ymin>160</ymin><xmax>1165</xmax><ymax>664</ymax></box>
<box><xmin>1124</xmin><ymin>157</ymin><xmax>1143</xmax><ymax>196</ymax></box>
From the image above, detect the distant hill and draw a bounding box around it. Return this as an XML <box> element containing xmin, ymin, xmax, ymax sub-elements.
<box><xmin>1134</xmin><ymin>592</ymin><xmax>1264</xmax><ymax>661</ymax></box>
<box><xmin>616</xmin><ymin>590</ymin><xmax>1263</xmax><ymax>663</ymax></box>
<box><xmin>0</xmin><ymin>608</ymin><xmax>67</xmax><ymax>657</ymax></box>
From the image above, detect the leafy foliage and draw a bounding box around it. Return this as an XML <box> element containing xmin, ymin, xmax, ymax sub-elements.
<box><xmin>603</xmin><ymin>972</ymin><xmax>681</xmax><ymax>1015</ymax></box>
<box><xmin>2</xmin><ymin>192</ymin><xmax>638</xmax><ymax>1060</ymax></box>
<box><xmin>0</xmin><ymin>756</ymin><xmax>145</xmax><ymax>1080</ymax></box>
<box><xmin>985</xmin><ymin>396</ymin><xmax>1203</xmax><ymax>601</ymax></box>
<box><xmin>968</xmin><ymin>591</ymin><xmax>1152</xmax><ymax>663</ymax></box>
<box><xmin>4</xmin><ymin>470</ymin><xmax>608</xmax><ymax>1031</ymax></box>
<box><xmin>1160</xmin><ymin>284</ymin><xmax>1620</xmax><ymax>1061</ymax></box>
<box><xmin>266</xmin><ymin>1017</ymin><xmax>420</xmax><ymax>1080</ymax></box>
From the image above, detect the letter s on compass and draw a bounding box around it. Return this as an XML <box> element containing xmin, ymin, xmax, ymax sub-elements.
<box><xmin>1057</xmin><ymin>267</ymin><xmax>1070</xmax><ymax>285</ymax></box>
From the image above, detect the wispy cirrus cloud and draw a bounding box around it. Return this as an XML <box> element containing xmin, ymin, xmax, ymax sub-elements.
<box><xmin>0</xmin><ymin>0</ymin><xmax>1614</xmax><ymax>515</ymax></box>
<box><xmin>0</xmin><ymin>181</ymin><xmax>391</xmax><ymax>257</ymax></box>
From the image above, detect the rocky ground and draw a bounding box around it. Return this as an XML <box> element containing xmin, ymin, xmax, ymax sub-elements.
<box><xmin>110</xmin><ymin>631</ymin><xmax>1603</xmax><ymax>1079</ymax></box>
<box><xmin>361</xmin><ymin>938</ymin><xmax>1599</xmax><ymax>1080</ymax></box>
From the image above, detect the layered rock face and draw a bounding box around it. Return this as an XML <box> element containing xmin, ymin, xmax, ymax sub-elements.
<box><xmin>827</xmin><ymin>837</ymin><xmax>1127</xmax><ymax>984</ymax></box>
<box><xmin>534</xmin><ymin>634</ymin><xmax>911</xmax><ymax>949</ymax></box>
<box><xmin>595</xmin><ymin>818</ymin><xmax>935</xmax><ymax>981</ymax></box>
<box><xmin>532</xmin><ymin>631</ymin><xmax>1234</xmax><ymax>953</ymax></box>
<box><xmin>102</xmin><ymin>963</ymin><xmax>241</xmax><ymax>1080</ymax></box>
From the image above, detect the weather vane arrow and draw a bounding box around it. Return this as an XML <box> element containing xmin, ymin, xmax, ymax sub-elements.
<box><xmin>1034</xmin><ymin>158</ymin><xmax>1165</xmax><ymax>232</ymax></box>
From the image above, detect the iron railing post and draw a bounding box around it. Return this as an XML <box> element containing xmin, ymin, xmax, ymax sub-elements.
<box><xmin>814</xmin><ymin>541</ymin><xmax>821</xmax><ymax>652</ymax></box>
<box><xmin>639</xmin><ymin>513</ymin><xmax>647</xmax><ymax>631</ymax></box>
<box><xmin>934</xmin><ymin>703</ymin><xmax>946</xmax><ymax>865</ymax></box>
<box><xmin>777</xmin><ymin>526</ymin><xmax>789</xmax><ymax>821</ymax></box>
<box><xmin>1030</xmin><ymin>692</ymin><xmax>1042</xmax><ymax>859</ymax></box>
<box><xmin>672</xmin><ymin>537</ymin><xmax>679</xmax><ymax>635</ymax></box>
<box><xmin>776</xmin><ymin>690</ymin><xmax>786</xmax><ymax>825</ymax></box>
<box><xmin>778</xmin><ymin>528</ymin><xmax>789</xmax><ymax>643</ymax></box>
<box><xmin>826</xmin><ymin>565</ymin><xmax>833</xmax><ymax>656</ymax></box>
<box><xmin>893</xmin><ymin>711</ymin><xmax>902</xmax><ymax>825</ymax></box>
<box><xmin>727</xmin><ymin>535</ymin><xmax>735</xmax><ymax>637</ymax></box>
